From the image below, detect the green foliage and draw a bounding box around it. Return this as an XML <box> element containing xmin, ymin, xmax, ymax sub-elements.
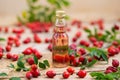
<box><xmin>39</xmin><ymin>60</ymin><xmax>50</xmax><ymax>69</ymax></box>
<box><xmin>84</xmin><ymin>27</ymin><xmax>120</xmax><ymax>43</ymax></box>
<box><xmin>86</xmin><ymin>47</ymin><xmax>108</xmax><ymax>62</ymax></box>
<box><xmin>18</xmin><ymin>0</ymin><xmax>70</xmax><ymax>24</ymax></box>
<box><xmin>9</xmin><ymin>77</ymin><xmax>21</xmax><ymax>80</ymax></box>
<box><xmin>0</xmin><ymin>38</ymin><xmax>5</xmax><ymax>41</ymax></box>
<box><xmin>0</xmin><ymin>73</ymin><xmax>8</xmax><ymax>76</ymax></box>
<box><xmin>90</xmin><ymin>67</ymin><xmax>120</xmax><ymax>80</ymax></box>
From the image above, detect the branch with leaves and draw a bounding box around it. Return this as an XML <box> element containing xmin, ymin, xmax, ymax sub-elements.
<box><xmin>18</xmin><ymin>0</ymin><xmax>70</xmax><ymax>24</ymax></box>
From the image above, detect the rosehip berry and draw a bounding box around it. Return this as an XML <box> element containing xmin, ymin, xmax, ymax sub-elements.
<box><xmin>30</xmin><ymin>69</ymin><xmax>40</xmax><ymax>78</ymax></box>
<box><xmin>27</xmin><ymin>58</ymin><xmax>34</xmax><ymax>65</ymax></box>
<box><xmin>114</xmin><ymin>24</ymin><xmax>119</xmax><ymax>30</ymax></box>
<box><xmin>34</xmin><ymin>34</ymin><xmax>41</xmax><ymax>43</ymax></box>
<box><xmin>26</xmin><ymin>71</ymin><xmax>33</xmax><ymax>79</ymax></box>
<box><xmin>0</xmin><ymin>52</ymin><xmax>3</xmax><ymax>59</ymax></box>
<box><xmin>77</xmin><ymin>70</ymin><xmax>87</xmax><ymax>78</ymax></box>
<box><xmin>69</xmin><ymin>43</ymin><xmax>77</xmax><ymax>51</ymax></box>
<box><xmin>12</xmin><ymin>54</ymin><xmax>18</xmax><ymax>61</ymax></box>
<box><xmin>75</xmin><ymin>31</ymin><xmax>81</xmax><ymax>38</ymax></box>
<box><xmin>15</xmin><ymin>41</ymin><xmax>20</xmax><ymax>47</ymax></box>
<box><xmin>5</xmin><ymin>45</ymin><xmax>11</xmax><ymax>52</ymax></box>
<box><xmin>112</xmin><ymin>59</ymin><xmax>119</xmax><ymax>67</ymax></box>
<box><xmin>78</xmin><ymin>48</ymin><xmax>86</xmax><ymax>55</ymax></box>
<box><xmin>106</xmin><ymin>66</ymin><xmax>117</xmax><ymax>72</ymax></box>
<box><xmin>6</xmin><ymin>53</ymin><xmax>12</xmax><ymax>59</ymax></box>
<box><xmin>79</xmin><ymin>56</ymin><xmax>85</xmax><ymax>63</ymax></box>
<box><xmin>67</xmin><ymin>67</ymin><xmax>75</xmax><ymax>75</ymax></box>
<box><xmin>34</xmin><ymin>51</ymin><xmax>42</xmax><ymax>59</ymax></box>
<box><xmin>45</xmin><ymin>38</ymin><xmax>50</xmax><ymax>43</ymax></box>
<box><xmin>48</xmin><ymin>44</ymin><xmax>52</xmax><ymax>51</ymax></box>
<box><xmin>46</xmin><ymin>70</ymin><xmax>56</xmax><ymax>78</ymax></box>
<box><xmin>104</xmin><ymin>69</ymin><xmax>112</xmax><ymax>74</ymax></box>
<box><xmin>112</xmin><ymin>41</ymin><xmax>119</xmax><ymax>46</ymax></box>
<box><xmin>7</xmin><ymin>40</ymin><xmax>14</xmax><ymax>46</ymax></box>
<box><xmin>31</xmin><ymin>64</ymin><xmax>37</xmax><ymax>71</ymax></box>
<box><xmin>89</xmin><ymin>37</ymin><xmax>97</xmax><ymax>43</ymax></box>
<box><xmin>72</xmin><ymin>59</ymin><xmax>79</xmax><ymax>67</ymax></box>
<box><xmin>4</xmin><ymin>27</ymin><xmax>9</xmax><ymax>33</ymax></box>
<box><xmin>72</xmin><ymin>37</ymin><xmax>77</xmax><ymax>42</ymax></box>
<box><xmin>8</xmin><ymin>36</ymin><xmax>14</xmax><ymax>41</ymax></box>
<box><xmin>69</xmin><ymin>54</ymin><xmax>75</xmax><ymax>61</ymax></box>
<box><xmin>23</xmin><ymin>47</ymin><xmax>33</xmax><ymax>55</ymax></box>
<box><xmin>108</xmin><ymin>46</ymin><xmax>116</xmax><ymax>56</ymax></box>
<box><xmin>62</xmin><ymin>71</ymin><xmax>70</xmax><ymax>79</ymax></box>
<box><xmin>23</xmin><ymin>37</ymin><xmax>31</xmax><ymax>44</ymax></box>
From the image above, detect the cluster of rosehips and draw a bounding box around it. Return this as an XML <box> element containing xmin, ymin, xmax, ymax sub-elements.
<box><xmin>22</xmin><ymin>47</ymin><xmax>42</xmax><ymax>65</ymax></box>
<box><xmin>46</xmin><ymin>67</ymin><xmax>86</xmax><ymax>79</ymax></box>
<box><xmin>26</xmin><ymin>21</ymin><xmax>52</xmax><ymax>33</ymax></box>
<box><xmin>107</xmin><ymin>46</ymin><xmax>120</xmax><ymax>57</ymax></box>
<box><xmin>26</xmin><ymin>64</ymin><xmax>40</xmax><ymax>79</ymax></box>
<box><xmin>0</xmin><ymin>47</ymin><xmax>18</xmax><ymax>61</ymax></box>
<box><xmin>104</xmin><ymin>59</ymin><xmax>119</xmax><ymax>74</ymax></box>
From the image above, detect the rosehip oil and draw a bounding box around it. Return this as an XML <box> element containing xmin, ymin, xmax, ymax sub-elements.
<box><xmin>52</xmin><ymin>11</ymin><xmax>69</xmax><ymax>68</ymax></box>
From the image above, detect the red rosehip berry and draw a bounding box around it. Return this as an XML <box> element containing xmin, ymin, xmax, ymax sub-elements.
<box><xmin>4</xmin><ymin>27</ymin><xmax>9</xmax><ymax>33</ymax></box>
<box><xmin>114</xmin><ymin>24</ymin><xmax>119</xmax><ymax>30</ymax></box>
<box><xmin>23</xmin><ymin>47</ymin><xmax>33</xmax><ymax>55</ymax></box>
<box><xmin>75</xmin><ymin>31</ymin><xmax>81</xmax><ymax>38</ymax></box>
<box><xmin>8</xmin><ymin>36</ymin><xmax>14</xmax><ymax>41</ymax></box>
<box><xmin>79</xmin><ymin>56</ymin><xmax>85</xmax><ymax>63</ymax></box>
<box><xmin>72</xmin><ymin>59</ymin><xmax>79</xmax><ymax>67</ymax></box>
<box><xmin>34</xmin><ymin>34</ymin><xmax>41</xmax><ymax>43</ymax></box>
<box><xmin>45</xmin><ymin>38</ymin><xmax>50</xmax><ymax>43</ymax></box>
<box><xmin>6</xmin><ymin>53</ymin><xmax>12</xmax><ymax>59</ymax></box>
<box><xmin>106</xmin><ymin>66</ymin><xmax>117</xmax><ymax>72</ymax></box>
<box><xmin>89</xmin><ymin>36</ymin><xmax>97</xmax><ymax>43</ymax></box>
<box><xmin>27</xmin><ymin>58</ymin><xmax>34</xmax><ymax>65</ymax></box>
<box><xmin>72</xmin><ymin>37</ymin><xmax>77</xmax><ymax>42</ymax></box>
<box><xmin>46</xmin><ymin>70</ymin><xmax>56</xmax><ymax>78</ymax></box>
<box><xmin>78</xmin><ymin>48</ymin><xmax>86</xmax><ymax>55</ymax></box>
<box><xmin>23</xmin><ymin>37</ymin><xmax>31</xmax><ymax>44</ymax></box>
<box><xmin>26</xmin><ymin>71</ymin><xmax>33</xmax><ymax>79</ymax></box>
<box><xmin>48</xmin><ymin>44</ymin><xmax>52</xmax><ymax>51</ymax></box>
<box><xmin>5</xmin><ymin>45</ymin><xmax>11</xmax><ymax>52</ymax></box>
<box><xmin>34</xmin><ymin>51</ymin><xmax>42</xmax><ymax>59</ymax></box>
<box><xmin>30</xmin><ymin>69</ymin><xmax>40</xmax><ymax>78</ymax></box>
<box><xmin>67</xmin><ymin>67</ymin><xmax>75</xmax><ymax>75</ymax></box>
<box><xmin>0</xmin><ymin>47</ymin><xmax>4</xmax><ymax>53</ymax></box>
<box><xmin>69</xmin><ymin>54</ymin><xmax>75</xmax><ymax>61</ymax></box>
<box><xmin>62</xmin><ymin>71</ymin><xmax>70</xmax><ymax>79</ymax></box>
<box><xmin>104</xmin><ymin>69</ymin><xmax>112</xmax><ymax>74</ymax></box>
<box><xmin>112</xmin><ymin>59</ymin><xmax>119</xmax><ymax>67</ymax></box>
<box><xmin>12</xmin><ymin>54</ymin><xmax>18</xmax><ymax>61</ymax></box>
<box><xmin>0</xmin><ymin>52</ymin><xmax>3</xmax><ymax>59</ymax></box>
<box><xmin>7</xmin><ymin>40</ymin><xmax>14</xmax><ymax>46</ymax></box>
<box><xmin>77</xmin><ymin>70</ymin><xmax>87</xmax><ymax>78</ymax></box>
<box><xmin>31</xmin><ymin>64</ymin><xmax>37</xmax><ymax>71</ymax></box>
<box><xmin>15</xmin><ymin>41</ymin><xmax>20</xmax><ymax>47</ymax></box>
<box><xmin>112</xmin><ymin>41</ymin><xmax>119</xmax><ymax>46</ymax></box>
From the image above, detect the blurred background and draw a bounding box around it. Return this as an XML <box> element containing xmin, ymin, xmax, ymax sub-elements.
<box><xmin>0</xmin><ymin>0</ymin><xmax>120</xmax><ymax>24</ymax></box>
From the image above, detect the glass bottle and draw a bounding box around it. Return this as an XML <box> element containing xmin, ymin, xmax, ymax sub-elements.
<box><xmin>52</xmin><ymin>11</ymin><xmax>69</xmax><ymax>68</ymax></box>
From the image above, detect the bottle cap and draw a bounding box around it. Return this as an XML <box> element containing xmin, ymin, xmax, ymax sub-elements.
<box><xmin>56</xmin><ymin>10</ymin><xmax>66</xmax><ymax>17</ymax></box>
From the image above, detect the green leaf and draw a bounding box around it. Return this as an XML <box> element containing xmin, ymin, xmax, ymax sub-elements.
<box><xmin>17</xmin><ymin>60</ymin><xmax>25</xmax><ymax>68</ymax></box>
<box><xmin>34</xmin><ymin>55</ymin><xmax>38</xmax><ymax>65</ymax></box>
<box><xmin>112</xmin><ymin>27</ymin><xmax>115</xmax><ymax>33</ymax></box>
<box><xmin>86</xmin><ymin>60</ymin><xmax>97</xmax><ymax>67</ymax></box>
<box><xmin>90</xmin><ymin>72</ymin><xmax>104</xmax><ymax>78</ymax></box>
<box><xmin>39</xmin><ymin>62</ymin><xmax>46</xmax><ymax>69</ymax></box>
<box><xmin>105</xmin><ymin>30</ymin><xmax>111</xmax><ymax>35</ymax></box>
<box><xmin>62</xmin><ymin>0</ymin><xmax>70</xmax><ymax>6</ymax></box>
<box><xmin>101</xmin><ymin>52</ymin><xmax>108</xmax><ymax>62</ymax></box>
<box><xmin>0</xmin><ymin>73</ymin><xmax>8</xmax><ymax>76</ymax></box>
<box><xmin>43</xmin><ymin>60</ymin><xmax>50</xmax><ymax>67</ymax></box>
<box><xmin>9</xmin><ymin>77</ymin><xmax>21</xmax><ymax>80</ymax></box>
<box><xmin>0</xmin><ymin>38</ymin><xmax>5</xmax><ymax>41</ymax></box>
<box><xmin>8</xmin><ymin>63</ymin><xmax>15</xmax><ymax>69</ymax></box>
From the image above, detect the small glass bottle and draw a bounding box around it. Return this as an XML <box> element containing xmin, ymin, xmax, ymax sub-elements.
<box><xmin>52</xmin><ymin>11</ymin><xmax>69</xmax><ymax>68</ymax></box>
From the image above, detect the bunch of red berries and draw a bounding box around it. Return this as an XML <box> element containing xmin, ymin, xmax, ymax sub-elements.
<box><xmin>26</xmin><ymin>64</ymin><xmax>40</xmax><ymax>79</ymax></box>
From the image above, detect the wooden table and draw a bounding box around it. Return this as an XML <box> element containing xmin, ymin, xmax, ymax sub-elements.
<box><xmin>0</xmin><ymin>19</ymin><xmax>120</xmax><ymax>80</ymax></box>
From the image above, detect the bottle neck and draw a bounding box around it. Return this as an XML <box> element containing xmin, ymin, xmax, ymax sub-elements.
<box><xmin>55</xmin><ymin>17</ymin><xmax>66</xmax><ymax>33</ymax></box>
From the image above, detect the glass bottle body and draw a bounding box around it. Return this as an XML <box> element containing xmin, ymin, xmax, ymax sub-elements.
<box><xmin>52</xmin><ymin>18</ymin><xmax>69</xmax><ymax>68</ymax></box>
